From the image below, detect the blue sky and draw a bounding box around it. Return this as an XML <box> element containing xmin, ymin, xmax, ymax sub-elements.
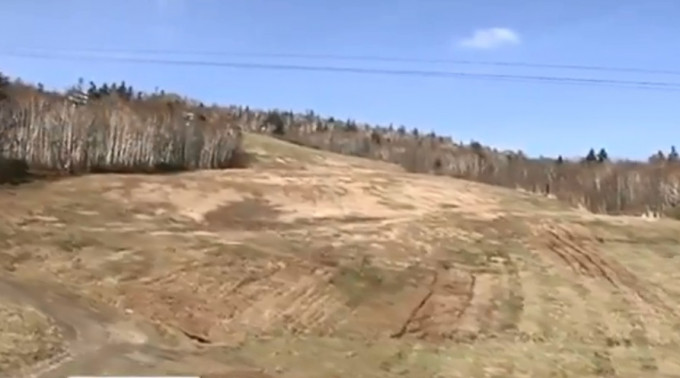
<box><xmin>1</xmin><ymin>0</ymin><xmax>679</xmax><ymax>160</ymax></box>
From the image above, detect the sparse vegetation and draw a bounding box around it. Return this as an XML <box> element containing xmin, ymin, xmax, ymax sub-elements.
<box><xmin>0</xmin><ymin>301</ymin><xmax>64</xmax><ymax>373</ymax></box>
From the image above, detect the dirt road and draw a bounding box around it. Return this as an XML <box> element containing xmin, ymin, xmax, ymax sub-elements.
<box><xmin>0</xmin><ymin>276</ymin><xmax>140</xmax><ymax>377</ymax></box>
<box><xmin>0</xmin><ymin>276</ymin><xmax>270</xmax><ymax>378</ymax></box>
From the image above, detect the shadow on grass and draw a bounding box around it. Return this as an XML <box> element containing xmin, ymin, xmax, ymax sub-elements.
<box><xmin>0</xmin><ymin>157</ymin><xmax>31</xmax><ymax>185</ymax></box>
<box><xmin>0</xmin><ymin>147</ymin><xmax>255</xmax><ymax>186</ymax></box>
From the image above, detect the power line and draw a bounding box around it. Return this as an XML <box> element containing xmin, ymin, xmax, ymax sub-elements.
<box><xmin>4</xmin><ymin>51</ymin><xmax>680</xmax><ymax>92</ymax></box>
<box><xmin>7</xmin><ymin>46</ymin><xmax>680</xmax><ymax>77</ymax></box>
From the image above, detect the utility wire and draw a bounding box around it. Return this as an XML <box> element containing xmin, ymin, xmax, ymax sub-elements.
<box><xmin>6</xmin><ymin>46</ymin><xmax>680</xmax><ymax>77</ymax></box>
<box><xmin>4</xmin><ymin>51</ymin><xmax>680</xmax><ymax>92</ymax></box>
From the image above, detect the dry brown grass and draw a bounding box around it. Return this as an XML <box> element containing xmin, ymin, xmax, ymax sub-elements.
<box><xmin>0</xmin><ymin>301</ymin><xmax>64</xmax><ymax>373</ymax></box>
<box><xmin>0</xmin><ymin>133</ymin><xmax>679</xmax><ymax>377</ymax></box>
<box><xmin>243</xmin><ymin>111</ymin><xmax>680</xmax><ymax>218</ymax></box>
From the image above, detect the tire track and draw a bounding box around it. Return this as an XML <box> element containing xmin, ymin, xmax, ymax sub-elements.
<box><xmin>222</xmin><ymin>268</ymin><xmax>343</xmax><ymax>336</ymax></box>
<box><xmin>390</xmin><ymin>270</ymin><xmax>438</xmax><ymax>339</ymax></box>
<box><xmin>544</xmin><ymin>227</ymin><xmax>618</xmax><ymax>286</ymax></box>
<box><xmin>391</xmin><ymin>265</ymin><xmax>480</xmax><ymax>340</ymax></box>
<box><xmin>455</xmin><ymin>273</ymin><xmax>476</xmax><ymax>324</ymax></box>
<box><xmin>490</xmin><ymin>245</ymin><xmax>524</xmax><ymax>335</ymax></box>
<box><xmin>538</xmin><ymin>223</ymin><xmax>678</xmax><ymax>318</ymax></box>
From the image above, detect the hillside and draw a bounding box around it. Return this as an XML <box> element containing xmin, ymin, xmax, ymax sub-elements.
<box><xmin>246</xmin><ymin>113</ymin><xmax>680</xmax><ymax>219</ymax></box>
<box><xmin>1</xmin><ymin>75</ymin><xmax>678</xmax><ymax>219</ymax></box>
<box><xmin>1</xmin><ymin>132</ymin><xmax>679</xmax><ymax>377</ymax></box>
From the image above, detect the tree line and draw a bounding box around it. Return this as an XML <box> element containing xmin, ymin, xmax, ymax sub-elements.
<box><xmin>1</xmin><ymin>72</ymin><xmax>678</xmax><ymax>218</ymax></box>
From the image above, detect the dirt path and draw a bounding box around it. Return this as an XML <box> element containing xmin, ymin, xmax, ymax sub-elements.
<box><xmin>1</xmin><ymin>275</ymin><xmax>273</xmax><ymax>377</ymax></box>
<box><xmin>0</xmin><ymin>276</ymin><xmax>215</xmax><ymax>378</ymax></box>
<box><xmin>0</xmin><ymin>276</ymin><xmax>124</xmax><ymax>377</ymax></box>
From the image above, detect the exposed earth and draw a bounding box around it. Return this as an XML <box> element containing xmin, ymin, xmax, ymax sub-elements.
<box><xmin>1</xmin><ymin>134</ymin><xmax>679</xmax><ymax>377</ymax></box>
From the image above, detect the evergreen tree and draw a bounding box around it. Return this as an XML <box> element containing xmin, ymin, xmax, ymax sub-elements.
<box><xmin>0</xmin><ymin>72</ymin><xmax>9</xmax><ymax>87</ymax></box>
<box><xmin>265</xmin><ymin>112</ymin><xmax>286</xmax><ymax>135</ymax></box>
<box><xmin>585</xmin><ymin>148</ymin><xmax>598</xmax><ymax>162</ymax></box>
<box><xmin>649</xmin><ymin>150</ymin><xmax>665</xmax><ymax>163</ymax></box>
<box><xmin>99</xmin><ymin>83</ymin><xmax>110</xmax><ymax>97</ymax></box>
<box><xmin>116</xmin><ymin>81</ymin><xmax>129</xmax><ymax>99</ymax></box>
<box><xmin>597</xmin><ymin>148</ymin><xmax>609</xmax><ymax>162</ymax></box>
<box><xmin>669</xmin><ymin>146</ymin><xmax>679</xmax><ymax>162</ymax></box>
<box><xmin>470</xmin><ymin>141</ymin><xmax>483</xmax><ymax>152</ymax></box>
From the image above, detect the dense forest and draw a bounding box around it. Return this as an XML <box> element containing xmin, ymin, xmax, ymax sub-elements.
<box><xmin>0</xmin><ymin>73</ymin><xmax>678</xmax><ymax>219</ymax></box>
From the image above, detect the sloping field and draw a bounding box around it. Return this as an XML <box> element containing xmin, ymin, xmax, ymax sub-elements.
<box><xmin>1</xmin><ymin>133</ymin><xmax>679</xmax><ymax>377</ymax></box>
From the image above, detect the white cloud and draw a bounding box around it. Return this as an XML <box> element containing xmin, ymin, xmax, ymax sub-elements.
<box><xmin>458</xmin><ymin>27</ymin><xmax>521</xmax><ymax>50</ymax></box>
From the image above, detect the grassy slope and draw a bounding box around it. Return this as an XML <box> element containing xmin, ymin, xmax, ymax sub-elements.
<box><xmin>0</xmin><ymin>133</ymin><xmax>679</xmax><ymax>377</ymax></box>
